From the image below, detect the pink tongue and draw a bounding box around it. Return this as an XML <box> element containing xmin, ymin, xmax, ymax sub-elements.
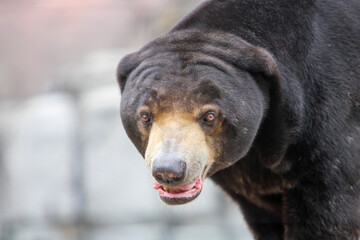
<box><xmin>176</xmin><ymin>181</ymin><xmax>197</xmax><ymax>191</ymax></box>
<box><xmin>153</xmin><ymin>178</ymin><xmax>202</xmax><ymax>193</ymax></box>
<box><xmin>168</xmin><ymin>188</ymin><xmax>184</xmax><ymax>194</ymax></box>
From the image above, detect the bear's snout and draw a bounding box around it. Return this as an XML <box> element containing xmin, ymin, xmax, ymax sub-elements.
<box><xmin>152</xmin><ymin>156</ymin><xmax>186</xmax><ymax>185</ymax></box>
<box><xmin>143</xmin><ymin>111</ymin><xmax>215</xmax><ymax>204</ymax></box>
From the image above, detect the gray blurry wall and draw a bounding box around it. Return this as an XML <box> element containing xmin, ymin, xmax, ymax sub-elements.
<box><xmin>0</xmin><ymin>1</ymin><xmax>252</xmax><ymax>239</ymax></box>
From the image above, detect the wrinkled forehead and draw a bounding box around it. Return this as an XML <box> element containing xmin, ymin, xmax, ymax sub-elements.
<box><xmin>123</xmin><ymin>38</ymin><xmax>236</xmax><ymax>113</ymax></box>
<box><xmin>135</xmin><ymin>67</ymin><xmax>222</xmax><ymax>110</ymax></box>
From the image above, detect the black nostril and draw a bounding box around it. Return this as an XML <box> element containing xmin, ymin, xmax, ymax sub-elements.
<box><xmin>152</xmin><ymin>156</ymin><xmax>186</xmax><ymax>185</ymax></box>
<box><xmin>155</xmin><ymin>172</ymin><xmax>165</xmax><ymax>181</ymax></box>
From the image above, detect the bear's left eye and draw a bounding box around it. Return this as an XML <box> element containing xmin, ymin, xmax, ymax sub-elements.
<box><xmin>203</xmin><ymin>112</ymin><xmax>216</xmax><ymax>123</ymax></box>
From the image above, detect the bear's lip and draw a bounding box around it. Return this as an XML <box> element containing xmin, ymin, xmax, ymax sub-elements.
<box><xmin>153</xmin><ymin>178</ymin><xmax>203</xmax><ymax>205</ymax></box>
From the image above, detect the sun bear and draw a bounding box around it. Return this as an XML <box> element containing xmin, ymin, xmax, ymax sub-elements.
<box><xmin>116</xmin><ymin>0</ymin><xmax>360</xmax><ymax>239</ymax></box>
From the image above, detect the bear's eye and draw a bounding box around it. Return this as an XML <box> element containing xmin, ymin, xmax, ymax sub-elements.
<box><xmin>140</xmin><ymin>112</ymin><xmax>151</xmax><ymax>125</ymax></box>
<box><xmin>203</xmin><ymin>112</ymin><xmax>216</xmax><ymax>123</ymax></box>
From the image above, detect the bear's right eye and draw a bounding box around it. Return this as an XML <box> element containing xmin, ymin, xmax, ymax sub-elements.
<box><xmin>140</xmin><ymin>112</ymin><xmax>152</xmax><ymax>125</ymax></box>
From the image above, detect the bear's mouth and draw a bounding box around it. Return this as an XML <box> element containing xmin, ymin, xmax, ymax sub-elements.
<box><xmin>153</xmin><ymin>178</ymin><xmax>203</xmax><ymax>205</ymax></box>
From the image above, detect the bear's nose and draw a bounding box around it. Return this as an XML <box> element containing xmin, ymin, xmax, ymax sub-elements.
<box><xmin>152</xmin><ymin>156</ymin><xmax>186</xmax><ymax>185</ymax></box>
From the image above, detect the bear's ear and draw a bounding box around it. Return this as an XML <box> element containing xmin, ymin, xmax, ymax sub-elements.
<box><xmin>237</xmin><ymin>46</ymin><xmax>281</xmax><ymax>79</ymax></box>
<box><xmin>116</xmin><ymin>52</ymin><xmax>140</xmax><ymax>93</ymax></box>
<box><xmin>237</xmin><ymin>46</ymin><xmax>298</xmax><ymax>172</ymax></box>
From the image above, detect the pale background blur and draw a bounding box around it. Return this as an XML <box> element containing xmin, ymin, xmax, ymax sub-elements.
<box><xmin>0</xmin><ymin>1</ymin><xmax>252</xmax><ymax>239</ymax></box>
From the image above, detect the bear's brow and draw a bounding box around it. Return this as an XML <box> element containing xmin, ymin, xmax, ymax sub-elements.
<box><xmin>191</xmin><ymin>81</ymin><xmax>222</xmax><ymax>102</ymax></box>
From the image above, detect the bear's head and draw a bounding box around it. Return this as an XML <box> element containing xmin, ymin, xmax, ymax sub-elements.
<box><xmin>117</xmin><ymin>30</ymin><xmax>284</xmax><ymax>205</ymax></box>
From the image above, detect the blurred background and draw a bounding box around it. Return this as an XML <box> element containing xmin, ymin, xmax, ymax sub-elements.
<box><xmin>0</xmin><ymin>0</ymin><xmax>252</xmax><ymax>239</ymax></box>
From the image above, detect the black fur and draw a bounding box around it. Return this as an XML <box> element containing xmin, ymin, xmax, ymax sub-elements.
<box><xmin>117</xmin><ymin>0</ymin><xmax>360</xmax><ymax>239</ymax></box>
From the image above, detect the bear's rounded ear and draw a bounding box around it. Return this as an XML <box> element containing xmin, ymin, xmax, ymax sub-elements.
<box><xmin>238</xmin><ymin>46</ymin><xmax>299</xmax><ymax>172</ymax></box>
<box><xmin>238</xmin><ymin>46</ymin><xmax>281</xmax><ymax>80</ymax></box>
<box><xmin>117</xmin><ymin>52</ymin><xmax>140</xmax><ymax>93</ymax></box>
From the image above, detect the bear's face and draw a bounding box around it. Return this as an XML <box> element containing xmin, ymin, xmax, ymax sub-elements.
<box><xmin>118</xmin><ymin>31</ymin><xmax>280</xmax><ymax>205</ymax></box>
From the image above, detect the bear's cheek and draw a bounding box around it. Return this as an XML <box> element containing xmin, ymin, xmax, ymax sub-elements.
<box><xmin>120</xmin><ymin>111</ymin><xmax>148</xmax><ymax>155</ymax></box>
